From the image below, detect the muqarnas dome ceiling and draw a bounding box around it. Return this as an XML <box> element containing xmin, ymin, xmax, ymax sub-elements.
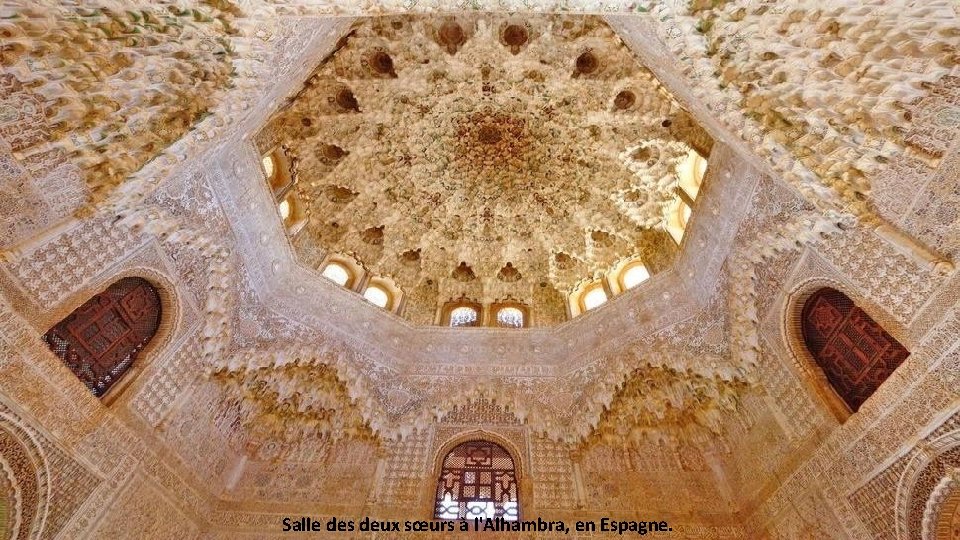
<box><xmin>255</xmin><ymin>14</ymin><xmax>714</xmax><ymax>325</ymax></box>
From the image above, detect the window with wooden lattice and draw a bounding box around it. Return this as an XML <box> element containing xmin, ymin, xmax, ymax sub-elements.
<box><xmin>435</xmin><ymin>440</ymin><xmax>519</xmax><ymax>520</ymax></box>
<box><xmin>801</xmin><ymin>287</ymin><xmax>909</xmax><ymax>412</ymax></box>
<box><xmin>43</xmin><ymin>277</ymin><xmax>161</xmax><ymax>398</ymax></box>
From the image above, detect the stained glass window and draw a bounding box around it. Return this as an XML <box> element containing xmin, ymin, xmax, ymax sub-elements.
<box><xmin>435</xmin><ymin>440</ymin><xmax>519</xmax><ymax>521</ymax></box>
<box><xmin>43</xmin><ymin>277</ymin><xmax>161</xmax><ymax>397</ymax></box>
<box><xmin>801</xmin><ymin>287</ymin><xmax>910</xmax><ymax>412</ymax></box>
<box><xmin>496</xmin><ymin>307</ymin><xmax>524</xmax><ymax>328</ymax></box>
<box><xmin>450</xmin><ymin>306</ymin><xmax>478</xmax><ymax>327</ymax></box>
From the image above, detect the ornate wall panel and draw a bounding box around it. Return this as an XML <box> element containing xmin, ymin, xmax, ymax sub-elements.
<box><xmin>6</xmin><ymin>218</ymin><xmax>146</xmax><ymax>308</ymax></box>
<box><xmin>378</xmin><ymin>429</ymin><xmax>433</xmax><ymax>507</ymax></box>
<box><xmin>528</xmin><ymin>436</ymin><xmax>577</xmax><ymax>511</ymax></box>
<box><xmin>0</xmin><ymin>75</ymin><xmax>88</xmax><ymax>248</ymax></box>
<box><xmin>86</xmin><ymin>473</ymin><xmax>201</xmax><ymax>540</ymax></box>
<box><xmin>131</xmin><ymin>334</ymin><xmax>204</xmax><ymax>427</ymax></box>
<box><xmin>0</xmin><ymin>5</ymin><xmax>956</xmax><ymax>539</ymax></box>
<box><xmin>817</xmin><ymin>227</ymin><xmax>944</xmax><ymax>324</ymax></box>
<box><xmin>872</xmin><ymin>75</ymin><xmax>960</xmax><ymax>259</ymax></box>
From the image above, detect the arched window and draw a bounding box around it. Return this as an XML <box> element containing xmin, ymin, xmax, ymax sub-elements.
<box><xmin>620</xmin><ymin>262</ymin><xmax>650</xmax><ymax>290</ymax></box>
<box><xmin>42</xmin><ymin>277</ymin><xmax>161</xmax><ymax>397</ymax></box>
<box><xmin>278</xmin><ymin>197</ymin><xmax>291</xmax><ymax>221</ymax></box>
<box><xmin>321</xmin><ymin>262</ymin><xmax>352</xmax><ymax>287</ymax></box>
<box><xmin>677</xmin><ymin>149</ymin><xmax>707</xmax><ymax>200</ymax></box>
<box><xmin>666</xmin><ymin>198</ymin><xmax>692</xmax><ymax>244</ymax></box>
<box><xmin>262</xmin><ymin>154</ymin><xmax>276</xmax><ymax>181</ymax></box>
<box><xmin>582</xmin><ymin>284</ymin><xmax>607</xmax><ymax>311</ymax></box>
<box><xmin>449</xmin><ymin>306</ymin><xmax>479</xmax><ymax>327</ymax></box>
<box><xmin>363</xmin><ymin>284</ymin><xmax>391</xmax><ymax>309</ymax></box>
<box><xmin>261</xmin><ymin>149</ymin><xmax>293</xmax><ymax>196</ymax></box>
<box><xmin>277</xmin><ymin>192</ymin><xmax>308</xmax><ymax>236</ymax></box>
<box><xmin>801</xmin><ymin>287</ymin><xmax>909</xmax><ymax>412</ymax></box>
<box><xmin>496</xmin><ymin>307</ymin><xmax>524</xmax><ymax>328</ymax></box>
<box><xmin>435</xmin><ymin>440</ymin><xmax>519</xmax><ymax>521</ymax></box>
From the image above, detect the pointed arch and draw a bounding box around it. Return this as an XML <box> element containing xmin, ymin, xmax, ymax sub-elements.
<box><xmin>799</xmin><ymin>286</ymin><xmax>910</xmax><ymax>413</ymax></box>
<box><xmin>433</xmin><ymin>431</ymin><xmax>524</xmax><ymax>521</ymax></box>
<box><xmin>42</xmin><ymin>277</ymin><xmax>162</xmax><ymax>398</ymax></box>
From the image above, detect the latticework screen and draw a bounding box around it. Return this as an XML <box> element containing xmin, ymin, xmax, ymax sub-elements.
<box><xmin>449</xmin><ymin>306</ymin><xmax>479</xmax><ymax>327</ymax></box>
<box><xmin>801</xmin><ymin>287</ymin><xmax>909</xmax><ymax>412</ymax></box>
<box><xmin>496</xmin><ymin>307</ymin><xmax>524</xmax><ymax>328</ymax></box>
<box><xmin>43</xmin><ymin>277</ymin><xmax>161</xmax><ymax>397</ymax></box>
<box><xmin>435</xmin><ymin>440</ymin><xmax>519</xmax><ymax>520</ymax></box>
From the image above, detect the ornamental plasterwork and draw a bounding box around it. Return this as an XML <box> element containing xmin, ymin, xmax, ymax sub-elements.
<box><xmin>208</xmin><ymin>138</ymin><xmax>759</xmax><ymax>444</ymax></box>
<box><xmin>0</xmin><ymin>2</ymin><xmax>958</xmax><ymax>538</ymax></box>
<box><xmin>261</xmin><ymin>14</ymin><xmax>710</xmax><ymax>323</ymax></box>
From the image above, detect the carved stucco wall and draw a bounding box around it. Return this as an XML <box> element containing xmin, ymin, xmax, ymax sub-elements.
<box><xmin>0</xmin><ymin>2</ymin><xmax>957</xmax><ymax>539</ymax></box>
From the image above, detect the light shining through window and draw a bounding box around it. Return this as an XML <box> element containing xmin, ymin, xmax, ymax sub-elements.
<box><xmin>363</xmin><ymin>285</ymin><xmax>390</xmax><ymax>308</ymax></box>
<box><xmin>278</xmin><ymin>199</ymin><xmax>291</xmax><ymax>221</ymax></box>
<box><xmin>262</xmin><ymin>154</ymin><xmax>275</xmax><ymax>179</ymax></box>
<box><xmin>322</xmin><ymin>263</ymin><xmax>350</xmax><ymax>286</ymax></box>
<box><xmin>497</xmin><ymin>307</ymin><xmax>524</xmax><ymax>328</ymax></box>
<box><xmin>450</xmin><ymin>307</ymin><xmax>478</xmax><ymax>327</ymax></box>
<box><xmin>583</xmin><ymin>287</ymin><xmax>607</xmax><ymax>310</ymax></box>
<box><xmin>622</xmin><ymin>264</ymin><xmax>650</xmax><ymax>289</ymax></box>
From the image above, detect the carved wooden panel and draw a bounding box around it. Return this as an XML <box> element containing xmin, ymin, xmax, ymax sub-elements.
<box><xmin>435</xmin><ymin>440</ymin><xmax>519</xmax><ymax>520</ymax></box>
<box><xmin>43</xmin><ymin>277</ymin><xmax>161</xmax><ymax>397</ymax></box>
<box><xmin>801</xmin><ymin>287</ymin><xmax>909</xmax><ymax>412</ymax></box>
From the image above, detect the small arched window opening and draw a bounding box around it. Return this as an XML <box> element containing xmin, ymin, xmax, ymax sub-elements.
<box><xmin>677</xmin><ymin>149</ymin><xmax>707</xmax><ymax>201</ymax></box>
<box><xmin>441</xmin><ymin>298</ymin><xmax>483</xmax><ymax>327</ymax></box>
<box><xmin>261</xmin><ymin>154</ymin><xmax>276</xmax><ymax>181</ymax></box>
<box><xmin>449</xmin><ymin>306</ymin><xmax>479</xmax><ymax>327</ymax></box>
<box><xmin>363</xmin><ymin>284</ymin><xmax>391</xmax><ymax>309</ymax></box>
<box><xmin>619</xmin><ymin>262</ymin><xmax>650</xmax><ymax>290</ymax></box>
<box><xmin>666</xmin><ymin>198</ymin><xmax>692</xmax><ymax>245</ymax></box>
<box><xmin>321</xmin><ymin>262</ymin><xmax>353</xmax><ymax>287</ymax></box>
<box><xmin>496</xmin><ymin>307</ymin><xmax>524</xmax><ymax>328</ymax></box>
<box><xmin>801</xmin><ymin>287</ymin><xmax>909</xmax><ymax>413</ymax></box>
<box><xmin>362</xmin><ymin>276</ymin><xmax>404</xmax><ymax>314</ymax></box>
<box><xmin>42</xmin><ymin>277</ymin><xmax>161</xmax><ymax>398</ymax></box>
<box><xmin>435</xmin><ymin>440</ymin><xmax>519</xmax><ymax>521</ymax></box>
<box><xmin>582</xmin><ymin>284</ymin><xmax>607</xmax><ymax>311</ymax></box>
<box><xmin>261</xmin><ymin>148</ymin><xmax>294</xmax><ymax>196</ymax></box>
<box><xmin>278</xmin><ymin>192</ymin><xmax>308</xmax><ymax>236</ymax></box>
<box><xmin>569</xmin><ymin>281</ymin><xmax>609</xmax><ymax>317</ymax></box>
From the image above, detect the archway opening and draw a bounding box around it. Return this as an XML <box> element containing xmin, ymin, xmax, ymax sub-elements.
<box><xmin>434</xmin><ymin>440</ymin><xmax>519</xmax><ymax>521</ymax></box>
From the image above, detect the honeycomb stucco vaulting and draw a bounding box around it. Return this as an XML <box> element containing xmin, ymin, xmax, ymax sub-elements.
<box><xmin>261</xmin><ymin>14</ymin><xmax>710</xmax><ymax>323</ymax></box>
<box><xmin>0</xmin><ymin>2</ymin><xmax>957</xmax><ymax>538</ymax></box>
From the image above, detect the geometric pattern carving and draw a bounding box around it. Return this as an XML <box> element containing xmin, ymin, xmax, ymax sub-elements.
<box><xmin>801</xmin><ymin>287</ymin><xmax>909</xmax><ymax>412</ymax></box>
<box><xmin>42</xmin><ymin>277</ymin><xmax>161</xmax><ymax>397</ymax></box>
<box><xmin>0</xmin><ymin>423</ymin><xmax>43</xmax><ymax>540</ymax></box>
<box><xmin>10</xmin><ymin>218</ymin><xmax>143</xmax><ymax>307</ymax></box>
<box><xmin>435</xmin><ymin>440</ymin><xmax>519</xmax><ymax>520</ymax></box>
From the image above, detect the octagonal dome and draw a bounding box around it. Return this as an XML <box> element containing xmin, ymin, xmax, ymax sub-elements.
<box><xmin>254</xmin><ymin>14</ymin><xmax>713</xmax><ymax>326</ymax></box>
